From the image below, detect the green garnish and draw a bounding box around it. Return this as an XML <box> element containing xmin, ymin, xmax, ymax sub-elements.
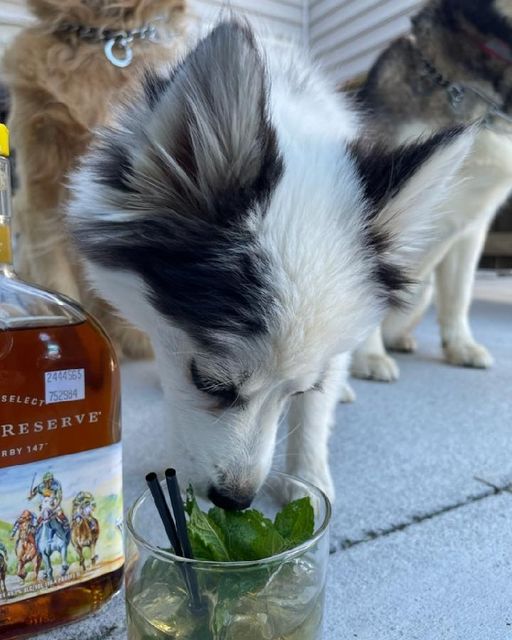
<box><xmin>185</xmin><ymin>486</ymin><xmax>315</xmax><ymax>562</ymax></box>
<box><xmin>134</xmin><ymin>488</ymin><xmax>318</xmax><ymax>638</ymax></box>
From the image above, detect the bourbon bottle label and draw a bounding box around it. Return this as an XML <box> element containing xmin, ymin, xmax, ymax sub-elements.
<box><xmin>0</xmin><ymin>442</ymin><xmax>123</xmax><ymax>604</ymax></box>
<box><xmin>0</xmin><ymin>321</ymin><xmax>123</xmax><ymax>607</ymax></box>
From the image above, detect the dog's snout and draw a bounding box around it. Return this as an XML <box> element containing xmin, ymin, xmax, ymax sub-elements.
<box><xmin>208</xmin><ymin>485</ymin><xmax>255</xmax><ymax>511</ymax></box>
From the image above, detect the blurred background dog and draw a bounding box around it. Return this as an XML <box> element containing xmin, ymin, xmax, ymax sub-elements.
<box><xmin>2</xmin><ymin>0</ymin><xmax>189</xmax><ymax>358</ymax></box>
<box><xmin>352</xmin><ymin>0</ymin><xmax>512</xmax><ymax>382</ymax></box>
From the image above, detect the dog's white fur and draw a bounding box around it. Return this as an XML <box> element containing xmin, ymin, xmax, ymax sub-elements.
<box><xmin>69</xmin><ymin>24</ymin><xmax>475</xmax><ymax>502</ymax></box>
<box><xmin>352</xmin><ymin>125</ymin><xmax>512</xmax><ymax>382</ymax></box>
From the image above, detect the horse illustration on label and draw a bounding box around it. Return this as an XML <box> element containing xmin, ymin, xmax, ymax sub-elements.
<box><xmin>28</xmin><ymin>471</ymin><xmax>71</xmax><ymax>580</ymax></box>
<box><xmin>0</xmin><ymin>541</ymin><xmax>7</xmax><ymax>598</ymax></box>
<box><xmin>10</xmin><ymin>509</ymin><xmax>41</xmax><ymax>581</ymax></box>
<box><xmin>36</xmin><ymin>496</ymin><xmax>71</xmax><ymax>581</ymax></box>
<box><xmin>71</xmin><ymin>491</ymin><xmax>100</xmax><ymax>571</ymax></box>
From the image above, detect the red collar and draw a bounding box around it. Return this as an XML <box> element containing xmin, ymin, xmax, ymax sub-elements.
<box><xmin>476</xmin><ymin>37</ymin><xmax>512</xmax><ymax>64</ymax></box>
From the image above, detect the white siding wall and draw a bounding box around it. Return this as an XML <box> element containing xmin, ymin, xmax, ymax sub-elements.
<box><xmin>0</xmin><ymin>1</ymin><xmax>424</xmax><ymax>82</ymax></box>
<box><xmin>192</xmin><ymin>0</ymin><xmax>305</xmax><ymax>42</ymax></box>
<box><xmin>0</xmin><ymin>0</ymin><xmax>32</xmax><ymax>54</ymax></box>
<box><xmin>309</xmin><ymin>0</ymin><xmax>423</xmax><ymax>85</ymax></box>
<box><xmin>0</xmin><ymin>0</ymin><xmax>305</xmax><ymax>59</ymax></box>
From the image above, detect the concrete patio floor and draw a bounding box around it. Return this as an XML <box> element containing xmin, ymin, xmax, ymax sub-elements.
<box><xmin>39</xmin><ymin>274</ymin><xmax>512</xmax><ymax>640</ymax></box>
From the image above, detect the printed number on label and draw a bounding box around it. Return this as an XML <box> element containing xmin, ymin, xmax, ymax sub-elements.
<box><xmin>45</xmin><ymin>369</ymin><xmax>85</xmax><ymax>404</ymax></box>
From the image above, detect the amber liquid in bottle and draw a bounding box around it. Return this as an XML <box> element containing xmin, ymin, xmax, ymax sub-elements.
<box><xmin>0</xmin><ymin>319</ymin><xmax>123</xmax><ymax>639</ymax></box>
<box><xmin>0</xmin><ymin>124</ymin><xmax>124</xmax><ymax>638</ymax></box>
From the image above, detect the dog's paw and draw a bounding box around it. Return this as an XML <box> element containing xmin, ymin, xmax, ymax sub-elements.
<box><xmin>339</xmin><ymin>382</ymin><xmax>356</xmax><ymax>403</ymax></box>
<box><xmin>443</xmin><ymin>340</ymin><xmax>493</xmax><ymax>369</ymax></box>
<box><xmin>351</xmin><ymin>352</ymin><xmax>399</xmax><ymax>382</ymax></box>
<box><xmin>385</xmin><ymin>333</ymin><xmax>417</xmax><ymax>353</ymax></box>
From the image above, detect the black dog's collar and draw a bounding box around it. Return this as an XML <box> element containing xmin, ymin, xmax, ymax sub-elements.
<box><xmin>408</xmin><ymin>34</ymin><xmax>512</xmax><ymax>131</ymax></box>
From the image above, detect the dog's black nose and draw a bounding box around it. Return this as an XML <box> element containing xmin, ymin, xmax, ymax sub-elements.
<box><xmin>208</xmin><ymin>485</ymin><xmax>254</xmax><ymax>511</ymax></box>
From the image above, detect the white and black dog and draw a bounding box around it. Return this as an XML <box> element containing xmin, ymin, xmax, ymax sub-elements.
<box><xmin>68</xmin><ymin>21</ymin><xmax>473</xmax><ymax>507</ymax></box>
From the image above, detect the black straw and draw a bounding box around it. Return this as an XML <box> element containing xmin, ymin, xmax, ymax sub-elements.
<box><xmin>165</xmin><ymin>468</ymin><xmax>203</xmax><ymax>612</ymax></box>
<box><xmin>165</xmin><ymin>468</ymin><xmax>194</xmax><ymax>559</ymax></box>
<box><xmin>145</xmin><ymin>471</ymin><xmax>204</xmax><ymax>613</ymax></box>
<box><xmin>145</xmin><ymin>472</ymin><xmax>183</xmax><ymax>557</ymax></box>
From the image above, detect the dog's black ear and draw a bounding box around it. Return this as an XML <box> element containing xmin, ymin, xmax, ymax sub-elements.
<box><xmin>351</xmin><ymin>126</ymin><xmax>475</xmax><ymax>265</ymax></box>
<box><xmin>135</xmin><ymin>20</ymin><xmax>283</xmax><ymax>225</ymax></box>
<box><xmin>67</xmin><ymin>22</ymin><xmax>281</xmax><ymax>342</ymax></box>
<box><xmin>71</xmin><ymin>21</ymin><xmax>283</xmax><ymax>236</ymax></box>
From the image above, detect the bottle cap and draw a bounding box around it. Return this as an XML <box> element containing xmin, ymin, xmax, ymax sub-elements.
<box><xmin>0</xmin><ymin>124</ymin><xmax>10</xmax><ymax>157</ymax></box>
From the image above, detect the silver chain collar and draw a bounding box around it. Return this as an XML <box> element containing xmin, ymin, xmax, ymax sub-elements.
<box><xmin>408</xmin><ymin>35</ymin><xmax>512</xmax><ymax>131</ymax></box>
<box><xmin>55</xmin><ymin>19</ymin><xmax>162</xmax><ymax>68</ymax></box>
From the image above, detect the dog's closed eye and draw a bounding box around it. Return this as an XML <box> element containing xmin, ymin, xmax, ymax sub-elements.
<box><xmin>190</xmin><ymin>359</ymin><xmax>246</xmax><ymax>409</ymax></box>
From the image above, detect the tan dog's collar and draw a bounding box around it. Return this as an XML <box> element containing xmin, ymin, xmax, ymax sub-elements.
<box><xmin>54</xmin><ymin>19</ymin><xmax>163</xmax><ymax>68</ymax></box>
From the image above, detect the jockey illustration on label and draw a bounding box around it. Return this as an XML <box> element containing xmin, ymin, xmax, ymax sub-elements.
<box><xmin>71</xmin><ymin>490</ymin><xmax>100</xmax><ymax>571</ymax></box>
<box><xmin>10</xmin><ymin>510</ymin><xmax>37</xmax><ymax>538</ymax></box>
<box><xmin>72</xmin><ymin>492</ymin><xmax>98</xmax><ymax>534</ymax></box>
<box><xmin>29</xmin><ymin>471</ymin><xmax>69</xmax><ymax>539</ymax></box>
<box><xmin>10</xmin><ymin>510</ymin><xmax>42</xmax><ymax>581</ymax></box>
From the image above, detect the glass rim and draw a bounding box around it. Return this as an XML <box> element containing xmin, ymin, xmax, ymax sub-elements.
<box><xmin>126</xmin><ymin>469</ymin><xmax>332</xmax><ymax>569</ymax></box>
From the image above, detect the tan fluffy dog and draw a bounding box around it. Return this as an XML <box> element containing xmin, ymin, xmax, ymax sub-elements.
<box><xmin>2</xmin><ymin>0</ymin><xmax>189</xmax><ymax>358</ymax></box>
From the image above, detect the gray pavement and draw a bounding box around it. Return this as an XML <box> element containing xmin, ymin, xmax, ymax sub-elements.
<box><xmin>37</xmin><ymin>279</ymin><xmax>512</xmax><ymax>640</ymax></box>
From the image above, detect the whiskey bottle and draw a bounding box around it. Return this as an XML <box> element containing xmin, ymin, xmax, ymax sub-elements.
<box><xmin>0</xmin><ymin>124</ymin><xmax>123</xmax><ymax>638</ymax></box>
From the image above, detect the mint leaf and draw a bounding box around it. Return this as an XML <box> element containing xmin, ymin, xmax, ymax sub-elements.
<box><xmin>185</xmin><ymin>486</ymin><xmax>230</xmax><ymax>562</ymax></box>
<box><xmin>274</xmin><ymin>497</ymin><xmax>314</xmax><ymax>548</ymax></box>
<box><xmin>184</xmin><ymin>488</ymin><xmax>314</xmax><ymax>563</ymax></box>
<box><xmin>184</xmin><ymin>484</ymin><xmax>197</xmax><ymax>516</ymax></box>
<box><xmin>208</xmin><ymin>507</ymin><xmax>286</xmax><ymax>561</ymax></box>
<box><xmin>210</xmin><ymin>569</ymin><xmax>271</xmax><ymax>636</ymax></box>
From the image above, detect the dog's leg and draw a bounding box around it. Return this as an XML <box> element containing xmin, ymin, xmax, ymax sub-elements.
<box><xmin>351</xmin><ymin>326</ymin><xmax>399</xmax><ymax>382</ymax></box>
<box><xmin>8</xmin><ymin>93</ymin><xmax>87</xmax><ymax>302</ymax></box>
<box><xmin>435</xmin><ymin>223</ymin><xmax>493</xmax><ymax>368</ymax></box>
<box><xmin>286</xmin><ymin>353</ymin><xmax>350</xmax><ymax>501</ymax></box>
<box><xmin>12</xmin><ymin>188</ymin><xmax>83</xmax><ymax>301</ymax></box>
<box><xmin>339</xmin><ymin>378</ymin><xmax>356</xmax><ymax>403</ymax></box>
<box><xmin>382</xmin><ymin>275</ymin><xmax>434</xmax><ymax>353</ymax></box>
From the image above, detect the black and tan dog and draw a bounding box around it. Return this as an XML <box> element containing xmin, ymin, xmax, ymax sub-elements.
<box><xmin>352</xmin><ymin>0</ymin><xmax>512</xmax><ymax>381</ymax></box>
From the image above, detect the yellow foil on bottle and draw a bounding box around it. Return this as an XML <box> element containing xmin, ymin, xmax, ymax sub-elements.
<box><xmin>0</xmin><ymin>124</ymin><xmax>9</xmax><ymax>157</ymax></box>
<box><xmin>0</xmin><ymin>224</ymin><xmax>12</xmax><ymax>263</ymax></box>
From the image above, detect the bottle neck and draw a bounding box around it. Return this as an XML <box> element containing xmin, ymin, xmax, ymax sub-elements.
<box><xmin>0</xmin><ymin>155</ymin><xmax>14</xmax><ymax>277</ymax></box>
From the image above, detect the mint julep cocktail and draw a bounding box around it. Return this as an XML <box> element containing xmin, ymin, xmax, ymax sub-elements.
<box><xmin>125</xmin><ymin>471</ymin><xmax>331</xmax><ymax>639</ymax></box>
